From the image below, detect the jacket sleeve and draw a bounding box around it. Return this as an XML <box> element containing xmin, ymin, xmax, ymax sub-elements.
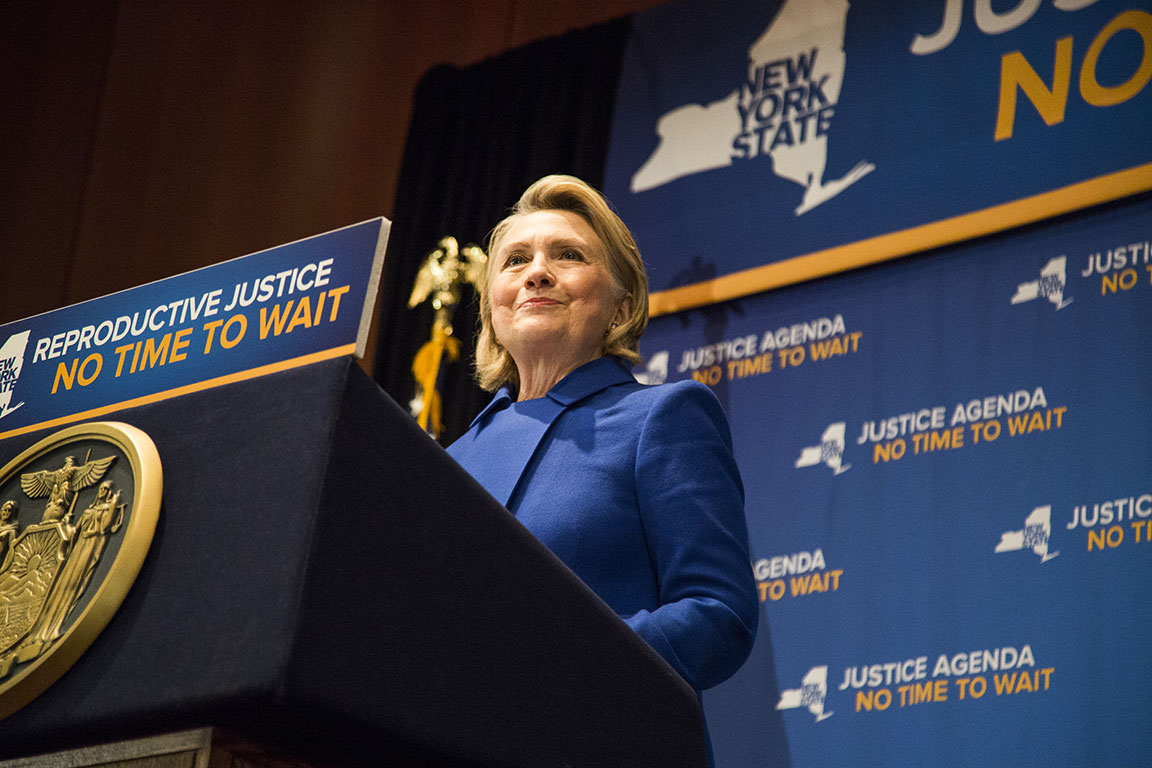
<box><xmin>626</xmin><ymin>381</ymin><xmax>759</xmax><ymax>690</ymax></box>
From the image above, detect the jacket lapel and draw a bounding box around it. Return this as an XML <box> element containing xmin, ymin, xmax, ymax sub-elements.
<box><xmin>462</xmin><ymin>393</ymin><xmax>566</xmax><ymax>507</ymax></box>
<box><xmin>456</xmin><ymin>358</ymin><xmax>636</xmax><ymax>508</ymax></box>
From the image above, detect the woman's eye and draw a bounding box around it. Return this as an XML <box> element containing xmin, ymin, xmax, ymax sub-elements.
<box><xmin>561</xmin><ymin>250</ymin><xmax>583</xmax><ymax>261</ymax></box>
<box><xmin>503</xmin><ymin>253</ymin><xmax>527</xmax><ymax>267</ymax></box>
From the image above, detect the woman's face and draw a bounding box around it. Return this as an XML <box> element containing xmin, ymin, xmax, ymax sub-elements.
<box><xmin>490</xmin><ymin>209</ymin><xmax>625</xmax><ymax>370</ymax></box>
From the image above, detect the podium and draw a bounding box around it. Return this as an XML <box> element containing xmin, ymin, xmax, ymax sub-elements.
<box><xmin>0</xmin><ymin>359</ymin><xmax>707</xmax><ymax>767</ymax></box>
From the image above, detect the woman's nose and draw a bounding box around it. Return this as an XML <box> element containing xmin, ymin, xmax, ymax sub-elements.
<box><xmin>523</xmin><ymin>254</ymin><xmax>553</xmax><ymax>287</ymax></box>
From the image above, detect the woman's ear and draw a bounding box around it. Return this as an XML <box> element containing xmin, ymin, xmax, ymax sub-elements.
<box><xmin>614</xmin><ymin>292</ymin><xmax>633</xmax><ymax>327</ymax></box>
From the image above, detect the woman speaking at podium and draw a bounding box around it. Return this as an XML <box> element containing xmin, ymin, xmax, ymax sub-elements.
<box><xmin>447</xmin><ymin>176</ymin><xmax>757</xmax><ymax>709</ymax></box>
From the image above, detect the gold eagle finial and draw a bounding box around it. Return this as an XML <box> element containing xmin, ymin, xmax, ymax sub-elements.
<box><xmin>408</xmin><ymin>237</ymin><xmax>487</xmax><ymax>439</ymax></box>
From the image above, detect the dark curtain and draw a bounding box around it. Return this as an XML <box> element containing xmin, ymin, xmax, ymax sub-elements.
<box><xmin>373</xmin><ymin>18</ymin><xmax>632</xmax><ymax>445</ymax></box>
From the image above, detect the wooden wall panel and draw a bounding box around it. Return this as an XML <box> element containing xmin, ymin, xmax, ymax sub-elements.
<box><xmin>0</xmin><ymin>0</ymin><xmax>666</xmax><ymax>373</ymax></box>
<box><xmin>0</xmin><ymin>1</ymin><xmax>118</xmax><ymax>323</ymax></box>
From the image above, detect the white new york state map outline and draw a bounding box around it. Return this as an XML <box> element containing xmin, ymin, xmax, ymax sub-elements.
<box><xmin>777</xmin><ymin>664</ymin><xmax>834</xmax><ymax>721</ymax></box>
<box><xmin>631</xmin><ymin>0</ymin><xmax>874</xmax><ymax>215</ymax></box>
<box><xmin>0</xmin><ymin>331</ymin><xmax>30</xmax><ymax>419</ymax></box>
<box><xmin>995</xmin><ymin>505</ymin><xmax>1059</xmax><ymax>562</ymax></box>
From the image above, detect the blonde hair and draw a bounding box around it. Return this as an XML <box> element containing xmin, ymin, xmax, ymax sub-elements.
<box><xmin>474</xmin><ymin>175</ymin><xmax>649</xmax><ymax>393</ymax></box>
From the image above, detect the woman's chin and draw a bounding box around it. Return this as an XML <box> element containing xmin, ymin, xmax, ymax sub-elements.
<box><xmin>503</xmin><ymin>319</ymin><xmax>568</xmax><ymax>346</ymax></box>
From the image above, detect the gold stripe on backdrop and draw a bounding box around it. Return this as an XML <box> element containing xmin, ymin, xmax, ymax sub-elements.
<box><xmin>648</xmin><ymin>161</ymin><xmax>1152</xmax><ymax>317</ymax></box>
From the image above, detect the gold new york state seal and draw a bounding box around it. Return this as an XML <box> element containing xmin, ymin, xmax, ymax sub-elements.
<box><xmin>0</xmin><ymin>422</ymin><xmax>161</xmax><ymax>720</ymax></box>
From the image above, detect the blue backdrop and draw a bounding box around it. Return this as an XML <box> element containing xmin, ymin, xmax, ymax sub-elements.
<box><xmin>638</xmin><ymin>189</ymin><xmax>1152</xmax><ymax>768</ymax></box>
<box><xmin>606</xmin><ymin>1</ymin><xmax>1152</xmax><ymax>765</ymax></box>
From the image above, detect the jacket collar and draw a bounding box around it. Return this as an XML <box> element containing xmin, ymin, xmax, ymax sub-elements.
<box><xmin>469</xmin><ymin>356</ymin><xmax>636</xmax><ymax>428</ymax></box>
<box><xmin>461</xmin><ymin>357</ymin><xmax>636</xmax><ymax>508</ymax></box>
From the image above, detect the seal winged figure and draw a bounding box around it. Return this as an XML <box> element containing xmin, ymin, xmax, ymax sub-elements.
<box><xmin>20</xmin><ymin>455</ymin><xmax>116</xmax><ymax>524</ymax></box>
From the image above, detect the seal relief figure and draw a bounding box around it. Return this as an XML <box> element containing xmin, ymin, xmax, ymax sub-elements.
<box><xmin>0</xmin><ymin>453</ymin><xmax>122</xmax><ymax>677</ymax></box>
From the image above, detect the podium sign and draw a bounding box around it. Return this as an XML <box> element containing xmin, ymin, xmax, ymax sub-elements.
<box><xmin>0</xmin><ymin>218</ymin><xmax>389</xmax><ymax>441</ymax></box>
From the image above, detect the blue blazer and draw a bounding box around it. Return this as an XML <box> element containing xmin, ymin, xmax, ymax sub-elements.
<box><xmin>448</xmin><ymin>357</ymin><xmax>758</xmax><ymax>690</ymax></box>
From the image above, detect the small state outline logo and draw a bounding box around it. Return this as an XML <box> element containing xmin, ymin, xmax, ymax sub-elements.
<box><xmin>777</xmin><ymin>665</ymin><xmax>834</xmax><ymax>722</ymax></box>
<box><xmin>995</xmin><ymin>505</ymin><xmax>1059</xmax><ymax>563</ymax></box>
<box><xmin>1010</xmin><ymin>257</ymin><xmax>1073</xmax><ymax>310</ymax></box>
<box><xmin>0</xmin><ymin>331</ymin><xmax>31</xmax><ymax>420</ymax></box>
<box><xmin>796</xmin><ymin>422</ymin><xmax>850</xmax><ymax>475</ymax></box>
